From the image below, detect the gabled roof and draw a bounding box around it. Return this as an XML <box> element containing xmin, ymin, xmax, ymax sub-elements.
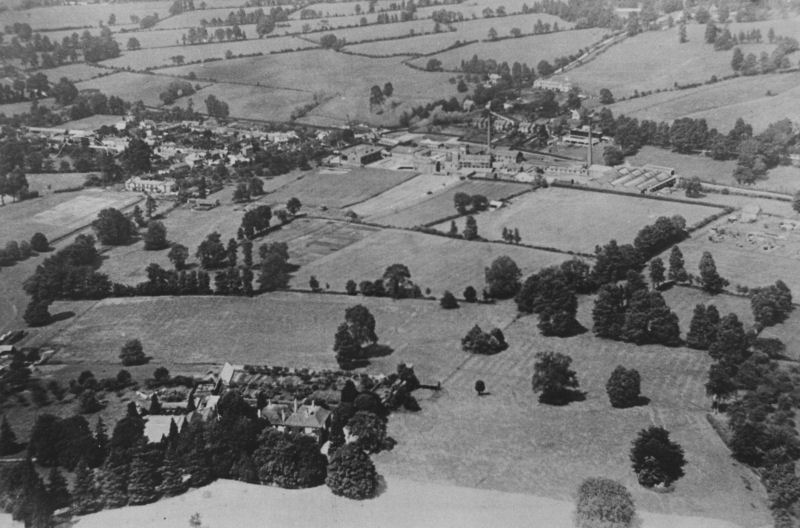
<box><xmin>283</xmin><ymin>405</ymin><xmax>331</xmax><ymax>429</ymax></box>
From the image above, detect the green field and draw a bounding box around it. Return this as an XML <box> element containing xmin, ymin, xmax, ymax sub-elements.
<box><xmin>554</xmin><ymin>22</ymin><xmax>778</xmax><ymax>97</ymax></box>
<box><xmin>368</xmin><ymin>180</ymin><xmax>529</xmax><ymax>228</ymax></box>
<box><xmin>435</xmin><ymin>186</ymin><xmax>724</xmax><ymax>253</ymax></box>
<box><xmin>175</xmin><ymin>81</ymin><xmax>315</xmax><ymax>122</ymax></box>
<box><xmin>607</xmin><ymin>71</ymin><xmax>800</xmax><ymax>133</ymax></box>
<box><xmin>36</xmin><ymin>62</ymin><xmax>107</xmax><ymax>82</ymax></box>
<box><xmin>292</xmin><ymin>228</ymin><xmax>569</xmax><ymax>297</ymax></box>
<box><xmin>75</xmin><ymin>72</ymin><xmax>211</xmax><ymax>107</ymax></box>
<box><xmin>408</xmin><ymin>27</ymin><xmax>605</xmax><ymax>70</ymax></box>
<box><xmin>1</xmin><ymin>1</ymin><xmax>171</xmax><ymax>30</ymax></box>
<box><xmin>102</xmin><ymin>35</ymin><xmax>312</xmax><ymax>69</ymax></box>
<box><xmin>25</xmin><ymin>172</ymin><xmax>92</xmax><ymax>194</ymax></box>
<box><xmin>350</xmin><ymin>173</ymin><xmax>462</xmax><ymax>218</ymax></box>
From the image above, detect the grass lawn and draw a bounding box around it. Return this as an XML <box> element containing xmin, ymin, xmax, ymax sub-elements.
<box><xmin>554</xmin><ymin>22</ymin><xmax>779</xmax><ymax>97</ymax></box>
<box><xmin>0</xmin><ymin>188</ymin><xmax>141</xmax><ymax>243</ymax></box>
<box><xmin>261</xmin><ymin>166</ymin><xmax>418</xmax><ymax>209</ymax></box>
<box><xmin>368</xmin><ymin>179</ymin><xmax>530</xmax><ymax>228</ymax></box>
<box><xmin>350</xmin><ymin>173</ymin><xmax>462</xmax><ymax>218</ymax></box>
<box><xmin>27</xmin><ymin>292</ymin><xmax>518</xmax><ymax>385</ymax></box>
<box><xmin>64</xmin><ymin>478</ymin><xmax>746</xmax><ymax>528</ymax></box>
<box><xmin>607</xmin><ymin>71</ymin><xmax>800</xmax><ymax>134</ymax></box>
<box><xmin>291</xmin><ymin>228</ymin><xmax>570</xmax><ymax>297</ymax></box>
<box><xmin>434</xmin><ymin>186</ymin><xmax>723</xmax><ymax>254</ymax></box>
<box><xmin>408</xmin><ymin>27</ymin><xmax>605</xmax><ymax>70</ymax></box>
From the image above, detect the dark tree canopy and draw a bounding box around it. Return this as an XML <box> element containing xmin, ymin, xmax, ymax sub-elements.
<box><xmin>485</xmin><ymin>255</ymin><xmax>522</xmax><ymax>299</ymax></box>
<box><xmin>575</xmin><ymin>477</ymin><xmax>636</xmax><ymax>528</ymax></box>
<box><xmin>699</xmin><ymin>251</ymin><xmax>728</xmax><ymax>294</ymax></box>
<box><xmin>630</xmin><ymin>426</ymin><xmax>686</xmax><ymax>487</ymax></box>
<box><xmin>325</xmin><ymin>443</ymin><xmax>379</xmax><ymax>500</ymax></box>
<box><xmin>143</xmin><ymin>220</ymin><xmax>168</xmax><ymax>250</ymax></box>
<box><xmin>120</xmin><ymin>338</ymin><xmax>147</xmax><ymax>366</ymax></box>
<box><xmin>606</xmin><ymin>366</ymin><xmax>642</xmax><ymax>408</ymax></box>
<box><xmin>531</xmin><ymin>351</ymin><xmax>579</xmax><ymax>405</ymax></box>
<box><xmin>92</xmin><ymin>208</ymin><xmax>136</xmax><ymax>245</ymax></box>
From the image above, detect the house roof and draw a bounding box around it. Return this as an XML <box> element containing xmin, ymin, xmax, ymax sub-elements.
<box><xmin>283</xmin><ymin>404</ymin><xmax>331</xmax><ymax>429</ymax></box>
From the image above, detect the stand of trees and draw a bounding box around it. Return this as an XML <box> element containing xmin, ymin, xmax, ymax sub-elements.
<box><xmin>461</xmin><ymin>324</ymin><xmax>507</xmax><ymax>355</ymax></box>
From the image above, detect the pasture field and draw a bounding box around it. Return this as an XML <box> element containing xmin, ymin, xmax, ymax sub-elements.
<box><xmin>288</xmin><ymin>0</ymin><xmax>399</xmax><ymax>19</ymax></box>
<box><xmin>37</xmin><ymin>62</ymin><xmax>107</xmax><ymax>82</ymax></box>
<box><xmin>0</xmin><ymin>188</ymin><xmax>140</xmax><ymax>243</ymax></box>
<box><xmin>263</xmin><ymin>166</ymin><xmax>417</xmax><ymax>209</ymax></box>
<box><xmin>25</xmin><ymin>172</ymin><xmax>91</xmax><ymax>194</ymax></box>
<box><xmin>434</xmin><ymin>187</ymin><xmax>724</xmax><ymax>253</ymax></box>
<box><xmin>114</xmin><ymin>27</ymin><xmax>199</xmax><ymax>48</ymax></box>
<box><xmin>176</xmin><ymin>82</ymin><xmax>315</xmax><ymax>121</ymax></box>
<box><xmin>408</xmin><ymin>27</ymin><xmax>605</xmax><ymax>69</ymax></box>
<box><xmin>291</xmin><ymin>229</ymin><xmax>569</xmax><ymax>297</ymax></box>
<box><xmin>30</xmin><ymin>292</ymin><xmax>519</xmax><ymax>383</ymax></box>
<box><xmin>102</xmin><ymin>35</ymin><xmax>312</xmax><ymax>69</ymax></box>
<box><xmin>345</xmin><ymin>13</ymin><xmax>575</xmax><ymax>56</ymax></box>
<box><xmin>350</xmin><ymin>173</ymin><xmax>462</xmax><ymax>218</ymax></box>
<box><xmin>67</xmin><ymin>478</ymin><xmax>743</xmax><ymax>528</ymax></box>
<box><xmin>608</xmin><ymin>71</ymin><xmax>800</xmax><ymax>133</ymax></box>
<box><xmin>162</xmin><ymin>49</ymin><xmax>459</xmax><ymax>125</ymax></box>
<box><xmin>377</xmin><ymin>307</ymin><xmax>770</xmax><ymax>527</ymax></box>
<box><xmin>554</xmin><ymin>22</ymin><xmax>777</xmax><ymax>96</ymax></box>
<box><xmin>368</xmin><ymin>179</ymin><xmax>529</xmax><ymax>227</ymax></box>
<box><xmin>58</xmin><ymin>113</ymin><xmax>125</xmax><ymax>130</ymax></box>
<box><xmin>0</xmin><ymin>99</ymin><xmax>52</xmax><ymax>117</ymax></box>
<box><xmin>302</xmin><ymin>18</ymin><xmax>440</xmax><ymax>44</ymax></box>
<box><xmin>0</xmin><ymin>1</ymin><xmax>172</xmax><ymax>29</ymax></box>
<box><xmin>75</xmin><ymin>72</ymin><xmax>210</xmax><ymax>107</ymax></box>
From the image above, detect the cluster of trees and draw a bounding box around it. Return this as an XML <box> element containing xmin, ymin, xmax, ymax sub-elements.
<box><xmin>516</xmin><ymin>259</ymin><xmax>591</xmax><ymax>337</ymax></box>
<box><xmin>485</xmin><ymin>255</ymin><xmax>522</xmax><ymax>300</ymax></box>
<box><xmin>398</xmin><ymin>96</ymin><xmax>464</xmax><ymax>127</ymax></box>
<box><xmin>500</xmin><ymin>227</ymin><xmax>521</xmax><ymax>244</ymax></box>
<box><xmin>344</xmin><ymin>264</ymin><xmax>423</xmax><ymax>300</ymax></box>
<box><xmin>181</xmin><ymin>24</ymin><xmax>246</xmax><ymax>46</ymax></box>
<box><xmin>92</xmin><ymin>207</ymin><xmax>137</xmax><ymax>246</ymax></box>
<box><xmin>158</xmin><ymin>80</ymin><xmax>195</xmax><ymax>106</ymax></box>
<box><xmin>750</xmin><ymin>280</ymin><xmax>793</xmax><ymax>328</ymax></box>
<box><xmin>574</xmin><ymin>477</ymin><xmax>636</xmax><ymax>528</ymax></box>
<box><xmin>0</xmin><ymin>237</ymin><xmax>36</xmax><ymax>267</ymax></box>
<box><xmin>232</xmin><ymin>177</ymin><xmax>266</xmax><ymax>203</ymax></box>
<box><xmin>238</xmin><ymin>205</ymin><xmax>272</xmax><ymax>239</ymax></box>
<box><xmin>522</xmin><ymin>0</ymin><xmax>620</xmax><ymax>29</ymax></box>
<box><xmin>204</xmin><ymin>95</ymin><xmax>230</xmax><ymax>119</ymax></box>
<box><xmin>319</xmin><ymin>33</ymin><xmax>347</xmax><ymax>50</ymax></box>
<box><xmin>592</xmin><ymin>271</ymin><xmax>681</xmax><ymax>346</ymax></box>
<box><xmin>0</xmin><ymin>167</ymin><xmax>30</xmax><ymax>203</ymax></box>
<box><xmin>729</xmin><ymin>38</ymin><xmax>798</xmax><ymax>76</ymax></box>
<box><xmin>23</xmin><ymin>234</ymin><xmax>110</xmax><ymax>325</ymax></box>
<box><xmin>459</xmin><ymin>55</ymin><xmax>537</xmax><ymax>87</ymax></box>
<box><xmin>368</xmin><ymin>82</ymin><xmax>393</xmax><ymax>107</ymax></box>
<box><xmin>453</xmin><ymin>192</ymin><xmax>489</xmax><ymax>214</ymax></box>
<box><xmin>531</xmin><ymin>351</ymin><xmax>580</xmax><ymax>405</ymax></box>
<box><xmin>461</xmin><ymin>325</ymin><xmax>507</xmax><ymax>355</ymax></box>
<box><xmin>333</xmin><ymin>305</ymin><xmax>379</xmax><ymax>369</ymax></box>
<box><xmin>0</xmin><ymin>27</ymin><xmax>120</xmax><ymax>70</ymax></box>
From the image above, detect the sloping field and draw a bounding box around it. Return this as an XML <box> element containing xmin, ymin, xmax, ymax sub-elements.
<box><xmin>33</xmin><ymin>292</ymin><xmax>518</xmax><ymax>383</ymax></box>
<box><xmin>345</xmin><ymin>13</ymin><xmax>575</xmax><ymax>56</ymax></box>
<box><xmin>69</xmin><ymin>478</ymin><xmax>744</xmax><ymax>528</ymax></box>
<box><xmin>0</xmin><ymin>99</ymin><xmax>52</xmax><ymax>117</ymax></box>
<box><xmin>36</xmin><ymin>62</ymin><xmax>106</xmax><ymax>82</ymax></box>
<box><xmin>176</xmin><ymin>82</ymin><xmax>315</xmax><ymax>121</ymax></box>
<box><xmin>555</xmin><ymin>22</ymin><xmax>777</xmax><ymax>96</ymax></box>
<box><xmin>291</xmin><ymin>229</ymin><xmax>569</xmax><ymax>297</ymax></box>
<box><xmin>162</xmin><ymin>49</ymin><xmax>459</xmax><ymax>125</ymax></box>
<box><xmin>607</xmin><ymin>71</ymin><xmax>800</xmax><ymax>133</ymax></box>
<box><xmin>435</xmin><ymin>187</ymin><xmax>724</xmax><ymax>254</ymax></box>
<box><xmin>0</xmin><ymin>188</ymin><xmax>140</xmax><ymax>243</ymax></box>
<box><xmin>263</xmin><ymin>167</ymin><xmax>416</xmax><ymax>209</ymax></box>
<box><xmin>0</xmin><ymin>1</ymin><xmax>171</xmax><ymax>29</ymax></box>
<box><xmin>303</xmin><ymin>18</ymin><xmax>438</xmax><ymax>43</ymax></box>
<box><xmin>367</xmin><ymin>180</ymin><xmax>532</xmax><ymax>227</ymax></box>
<box><xmin>75</xmin><ymin>72</ymin><xmax>210</xmax><ymax>106</ymax></box>
<box><xmin>350</xmin><ymin>173</ymin><xmax>461</xmax><ymax>217</ymax></box>
<box><xmin>25</xmin><ymin>172</ymin><xmax>91</xmax><ymax>194</ymax></box>
<box><xmin>289</xmin><ymin>0</ymin><xmax>398</xmax><ymax>19</ymax></box>
<box><xmin>115</xmin><ymin>27</ymin><xmax>201</xmax><ymax>48</ymax></box>
<box><xmin>103</xmin><ymin>35</ymin><xmax>312</xmax><ymax>69</ymax></box>
<box><xmin>380</xmin><ymin>309</ymin><xmax>769</xmax><ymax>527</ymax></box>
<box><xmin>408</xmin><ymin>27</ymin><xmax>605</xmax><ymax>69</ymax></box>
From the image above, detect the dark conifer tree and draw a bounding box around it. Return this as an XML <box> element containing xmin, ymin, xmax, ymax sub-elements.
<box><xmin>686</xmin><ymin>304</ymin><xmax>711</xmax><ymax>349</ymax></box>
<box><xmin>71</xmin><ymin>459</ymin><xmax>100</xmax><ymax>515</ymax></box>
<box><xmin>157</xmin><ymin>446</ymin><xmax>187</xmax><ymax>497</ymax></box>
<box><xmin>127</xmin><ymin>441</ymin><xmax>160</xmax><ymax>506</ymax></box>
<box><xmin>0</xmin><ymin>415</ymin><xmax>20</xmax><ymax>455</ymax></box>
<box><xmin>668</xmin><ymin>246</ymin><xmax>688</xmax><ymax>282</ymax></box>
<box><xmin>47</xmin><ymin>466</ymin><xmax>71</xmax><ymax>510</ymax></box>
<box><xmin>592</xmin><ymin>284</ymin><xmax>626</xmax><ymax>339</ymax></box>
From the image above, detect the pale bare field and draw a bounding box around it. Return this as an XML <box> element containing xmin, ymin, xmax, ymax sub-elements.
<box><xmin>66</xmin><ymin>478</ymin><xmax>746</xmax><ymax>528</ymax></box>
<box><xmin>350</xmin><ymin>173</ymin><xmax>462</xmax><ymax>218</ymax></box>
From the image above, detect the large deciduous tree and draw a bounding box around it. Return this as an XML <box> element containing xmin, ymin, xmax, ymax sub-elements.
<box><xmin>485</xmin><ymin>255</ymin><xmax>521</xmax><ymax>299</ymax></box>
<box><xmin>326</xmin><ymin>443</ymin><xmax>379</xmax><ymax>500</ymax></box>
<box><xmin>92</xmin><ymin>208</ymin><xmax>136</xmax><ymax>245</ymax></box>
<box><xmin>630</xmin><ymin>426</ymin><xmax>686</xmax><ymax>488</ymax></box>
<box><xmin>531</xmin><ymin>351</ymin><xmax>579</xmax><ymax>405</ymax></box>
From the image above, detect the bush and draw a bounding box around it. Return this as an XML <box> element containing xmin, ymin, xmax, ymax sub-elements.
<box><xmin>606</xmin><ymin>366</ymin><xmax>642</xmax><ymax>408</ymax></box>
<box><xmin>575</xmin><ymin>477</ymin><xmax>636</xmax><ymax>528</ymax></box>
<box><xmin>119</xmin><ymin>339</ymin><xmax>148</xmax><ymax>366</ymax></box>
<box><xmin>440</xmin><ymin>290</ymin><xmax>459</xmax><ymax>309</ymax></box>
<box><xmin>326</xmin><ymin>443</ymin><xmax>379</xmax><ymax>500</ymax></box>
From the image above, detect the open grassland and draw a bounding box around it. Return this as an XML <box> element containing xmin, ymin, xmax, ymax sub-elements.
<box><xmin>102</xmin><ymin>35</ymin><xmax>312</xmax><ymax>69</ymax></box>
<box><xmin>303</xmin><ymin>18</ymin><xmax>438</xmax><ymax>43</ymax></box>
<box><xmin>162</xmin><ymin>49</ymin><xmax>459</xmax><ymax>125</ymax></box>
<box><xmin>368</xmin><ymin>180</ymin><xmax>529</xmax><ymax>227</ymax></box>
<box><xmin>434</xmin><ymin>187</ymin><xmax>724</xmax><ymax>253</ymax></box>
<box><xmin>289</xmin><ymin>1</ymin><xmax>398</xmax><ymax>19</ymax></box>
<box><xmin>608</xmin><ymin>72</ymin><xmax>800</xmax><ymax>133</ymax></box>
<box><xmin>30</xmin><ymin>292</ymin><xmax>518</xmax><ymax>383</ymax></box>
<box><xmin>0</xmin><ymin>1</ymin><xmax>171</xmax><ymax>29</ymax></box>
<box><xmin>415</xmin><ymin>0</ymin><xmax>553</xmax><ymax>19</ymax></box>
<box><xmin>263</xmin><ymin>167</ymin><xmax>417</xmax><ymax>209</ymax></box>
<box><xmin>64</xmin><ymin>478</ymin><xmax>743</xmax><ymax>528</ymax></box>
<box><xmin>379</xmin><ymin>305</ymin><xmax>769</xmax><ymax>527</ymax></box>
<box><xmin>409</xmin><ymin>27</ymin><xmax>605</xmax><ymax>69</ymax></box>
<box><xmin>36</xmin><ymin>62</ymin><xmax>107</xmax><ymax>82</ymax></box>
<box><xmin>350</xmin><ymin>173</ymin><xmax>462</xmax><ymax>218</ymax></box>
<box><xmin>176</xmin><ymin>81</ymin><xmax>315</xmax><ymax>121</ymax></box>
<box><xmin>0</xmin><ymin>188</ymin><xmax>140</xmax><ymax>243</ymax></box>
<box><xmin>114</xmin><ymin>27</ymin><xmax>202</xmax><ymax>48</ymax></box>
<box><xmin>25</xmin><ymin>172</ymin><xmax>91</xmax><ymax>194</ymax></box>
<box><xmin>0</xmin><ymin>99</ymin><xmax>53</xmax><ymax>117</ymax></box>
<box><xmin>555</xmin><ymin>22</ymin><xmax>778</xmax><ymax>96</ymax></box>
<box><xmin>345</xmin><ymin>13</ymin><xmax>574</xmax><ymax>56</ymax></box>
<box><xmin>291</xmin><ymin>229</ymin><xmax>569</xmax><ymax>297</ymax></box>
<box><xmin>75</xmin><ymin>72</ymin><xmax>210</xmax><ymax>106</ymax></box>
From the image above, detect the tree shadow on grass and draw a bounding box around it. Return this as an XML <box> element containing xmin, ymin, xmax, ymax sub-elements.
<box><xmin>363</xmin><ymin>343</ymin><xmax>394</xmax><ymax>359</ymax></box>
<box><xmin>49</xmin><ymin>311</ymin><xmax>76</xmax><ymax>324</ymax></box>
<box><xmin>538</xmin><ymin>389</ymin><xmax>587</xmax><ymax>406</ymax></box>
